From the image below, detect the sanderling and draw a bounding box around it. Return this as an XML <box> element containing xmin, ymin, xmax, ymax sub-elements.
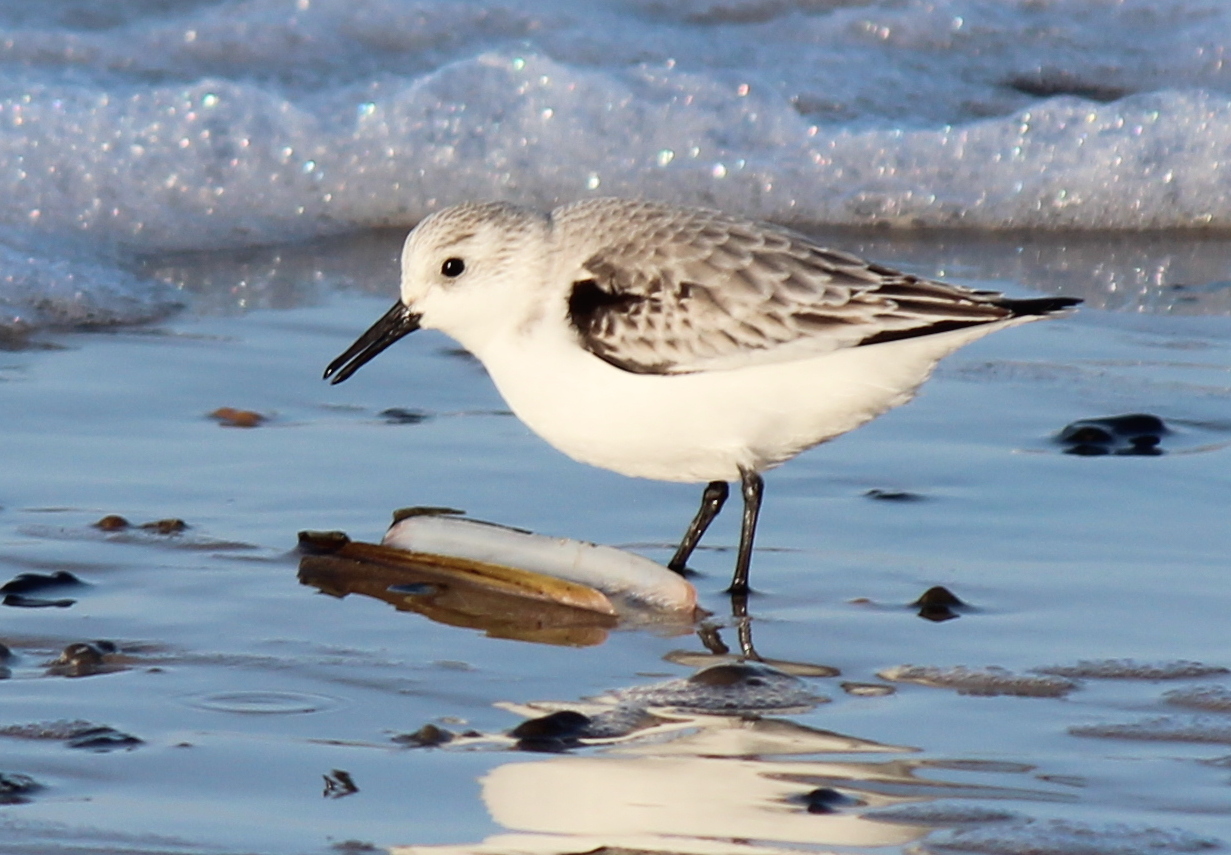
<box><xmin>325</xmin><ymin>198</ymin><xmax>1079</xmax><ymax>594</ymax></box>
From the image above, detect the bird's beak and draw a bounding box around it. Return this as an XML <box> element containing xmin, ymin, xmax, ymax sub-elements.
<box><xmin>323</xmin><ymin>301</ymin><xmax>422</xmax><ymax>384</ymax></box>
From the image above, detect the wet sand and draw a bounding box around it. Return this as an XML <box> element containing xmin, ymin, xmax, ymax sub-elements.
<box><xmin>2</xmin><ymin>229</ymin><xmax>1231</xmax><ymax>854</ymax></box>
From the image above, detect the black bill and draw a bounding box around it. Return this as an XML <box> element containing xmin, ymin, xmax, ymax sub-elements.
<box><xmin>323</xmin><ymin>301</ymin><xmax>422</xmax><ymax>384</ymax></box>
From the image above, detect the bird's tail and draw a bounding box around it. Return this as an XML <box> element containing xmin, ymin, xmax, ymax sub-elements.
<box><xmin>996</xmin><ymin>296</ymin><xmax>1083</xmax><ymax>317</ymax></box>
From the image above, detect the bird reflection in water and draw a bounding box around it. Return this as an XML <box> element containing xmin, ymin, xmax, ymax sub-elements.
<box><xmin>391</xmin><ymin>659</ymin><xmax>1069</xmax><ymax>854</ymax></box>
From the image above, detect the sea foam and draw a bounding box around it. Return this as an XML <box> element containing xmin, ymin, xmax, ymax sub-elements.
<box><xmin>4</xmin><ymin>0</ymin><xmax>1231</xmax><ymax>330</ymax></box>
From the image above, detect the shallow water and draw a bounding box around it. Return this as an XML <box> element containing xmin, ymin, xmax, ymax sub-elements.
<box><xmin>2</xmin><ymin>229</ymin><xmax>1230</xmax><ymax>854</ymax></box>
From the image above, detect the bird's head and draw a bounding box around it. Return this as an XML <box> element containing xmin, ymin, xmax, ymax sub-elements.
<box><xmin>324</xmin><ymin>201</ymin><xmax>551</xmax><ymax>384</ymax></box>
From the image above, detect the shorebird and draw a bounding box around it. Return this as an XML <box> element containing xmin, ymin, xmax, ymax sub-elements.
<box><xmin>325</xmin><ymin>198</ymin><xmax>1078</xmax><ymax>594</ymax></box>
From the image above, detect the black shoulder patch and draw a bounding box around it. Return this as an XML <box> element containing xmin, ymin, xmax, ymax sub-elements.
<box><xmin>567</xmin><ymin>279</ymin><xmax>642</xmax><ymax>335</ymax></box>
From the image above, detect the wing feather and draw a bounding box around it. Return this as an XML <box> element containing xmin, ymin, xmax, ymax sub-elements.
<box><xmin>557</xmin><ymin>201</ymin><xmax>1064</xmax><ymax>375</ymax></box>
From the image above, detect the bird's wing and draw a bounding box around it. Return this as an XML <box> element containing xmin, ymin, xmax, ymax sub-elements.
<box><xmin>564</xmin><ymin>212</ymin><xmax>1024</xmax><ymax>375</ymax></box>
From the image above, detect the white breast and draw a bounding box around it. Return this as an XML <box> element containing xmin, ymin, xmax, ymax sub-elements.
<box><xmin>473</xmin><ymin>316</ymin><xmax>1026</xmax><ymax>483</ymax></box>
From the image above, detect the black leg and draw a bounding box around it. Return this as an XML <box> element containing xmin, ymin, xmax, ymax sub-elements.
<box><xmin>667</xmin><ymin>480</ymin><xmax>729</xmax><ymax>574</ymax></box>
<box><xmin>731</xmin><ymin>591</ymin><xmax>759</xmax><ymax>659</ymax></box>
<box><xmin>696</xmin><ymin>622</ymin><xmax>730</xmax><ymax>656</ymax></box>
<box><xmin>728</xmin><ymin>468</ymin><xmax>763</xmax><ymax>595</ymax></box>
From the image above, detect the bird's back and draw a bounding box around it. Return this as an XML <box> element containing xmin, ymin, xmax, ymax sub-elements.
<box><xmin>550</xmin><ymin>198</ymin><xmax>1077</xmax><ymax>377</ymax></box>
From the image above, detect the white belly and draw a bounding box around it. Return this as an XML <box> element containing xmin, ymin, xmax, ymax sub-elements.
<box><xmin>474</xmin><ymin>320</ymin><xmax>1025</xmax><ymax>483</ymax></box>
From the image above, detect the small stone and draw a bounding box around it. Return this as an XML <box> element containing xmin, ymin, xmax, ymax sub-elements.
<box><xmin>391</xmin><ymin>724</ymin><xmax>454</xmax><ymax>747</ymax></box>
<box><xmin>323</xmin><ymin>769</ymin><xmax>359</xmax><ymax>798</ymax></box>
<box><xmin>510</xmin><ymin>710</ymin><xmax>597</xmax><ymax>751</ymax></box>
<box><xmin>3</xmin><ymin>594</ymin><xmax>76</xmax><ymax>608</ymax></box>
<box><xmin>58</xmin><ymin>642</ymin><xmax>105</xmax><ymax>667</ymax></box>
<box><xmin>913</xmin><ymin>586</ymin><xmax>964</xmax><ymax>608</ymax></box>
<box><xmin>913</xmin><ymin>585</ymin><xmax>965</xmax><ymax>622</ymax></box>
<box><xmin>1060</xmin><ymin>424</ymin><xmax>1114</xmax><ymax>445</ymax></box>
<box><xmin>1057</xmin><ymin>413</ymin><xmax>1168</xmax><ymax>456</ymax></box>
<box><xmin>0</xmin><ymin>570</ymin><xmax>84</xmax><ymax>594</ymax></box>
<box><xmin>297</xmin><ymin>530</ymin><xmax>350</xmax><ymax>553</ymax></box>
<box><xmin>865</xmin><ymin>488</ymin><xmax>923</xmax><ymax>502</ymax></box>
<box><xmin>48</xmin><ymin>641</ymin><xmax>121</xmax><ymax>677</ymax></box>
<box><xmin>210</xmin><ymin>407</ymin><xmax>266</xmax><ymax>428</ymax></box>
<box><xmin>93</xmin><ymin>514</ymin><xmax>131</xmax><ymax>531</ymax></box>
<box><xmin>510</xmin><ymin>710</ymin><xmax>591</xmax><ymax>743</ymax></box>
<box><xmin>0</xmin><ymin>772</ymin><xmax>42</xmax><ymax>804</ymax></box>
<box><xmin>140</xmin><ymin>518</ymin><xmax>188</xmax><ymax>534</ymax></box>
<box><xmin>65</xmin><ymin>726</ymin><xmax>143</xmax><ymax>751</ymax></box>
<box><xmin>380</xmin><ymin>407</ymin><xmax>431</xmax><ymax>425</ymax></box>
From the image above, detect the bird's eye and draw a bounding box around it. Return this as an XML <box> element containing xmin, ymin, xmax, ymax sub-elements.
<box><xmin>441</xmin><ymin>257</ymin><xmax>466</xmax><ymax>278</ymax></box>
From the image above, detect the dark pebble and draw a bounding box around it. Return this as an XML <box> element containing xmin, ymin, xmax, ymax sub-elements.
<box><xmin>380</xmin><ymin>407</ymin><xmax>432</xmax><ymax>425</ymax></box>
<box><xmin>297</xmin><ymin>530</ymin><xmax>350</xmax><ymax>554</ymax></box>
<box><xmin>913</xmin><ymin>586</ymin><xmax>965</xmax><ymax>608</ymax></box>
<box><xmin>93</xmin><ymin>514</ymin><xmax>131</xmax><ymax>531</ymax></box>
<box><xmin>1003</xmin><ymin>72</ymin><xmax>1130</xmax><ymax>103</ymax></box>
<box><xmin>48</xmin><ymin>641</ymin><xmax>120</xmax><ymax>677</ymax></box>
<box><xmin>0</xmin><ymin>570</ymin><xmax>84</xmax><ymax>594</ymax></box>
<box><xmin>1060</xmin><ymin>424</ymin><xmax>1114</xmax><ymax>445</ymax></box>
<box><xmin>140</xmin><ymin>518</ymin><xmax>188</xmax><ymax>534</ymax></box>
<box><xmin>865</xmin><ymin>489</ymin><xmax>923</xmax><ymax>502</ymax></box>
<box><xmin>511</xmin><ymin>710</ymin><xmax>592</xmax><ymax>750</ymax></box>
<box><xmin>323</xmin><ymin>769</ymin><xmax>359</xmax><ymax>798</ymax></box>
<box><xmin>209</xmin><ymin>407</ymin><xmax>266</xmax><ymax>428</ymax></box>
<box><xmin>392</xmin><ymin>724</ymin><xmax>454</xmax><ymax>747</ymax></box>
<box><xmin>1128</xmin><ymin>434</ymin><xmax>1161</xmax><ymax>451</ymax></box>
<box><xmin>1064</xmin><ymin>442</ymin><xmax>1109</xmax><ymax>456</ymax></box>
<box><xmin>65</xmin><ymin>726</ymin><xmax>143</xmax><ymax>751</ymax></box>
<box><xmin>912</xmin><ymin>585</ymin><xmax>966</xmax><ymax>623</ymax></box>
<box><xmin>513</xmin><ymin>737</ymin><xmax>575</xmax><ymax>753</ymax></box>
<box><xmin>916</xmin><ymin>605</ymin><xmax>961</xmax><ymax>623</ymax></box>
<box><xmin>4</xmin><ymin>594</ymin><xmax>76</xmax><ymax>608</ymax></box>
<box><xmin>1057</xmin><ymin>413</ymin><xmax>1168</xmax><ymax>456</ymax></box>
<box><xmin>0</xmin><ymin>772</ymin><xmax>42</xmax><ymax>805</ymax></box>
<box><xmin>58</xmin><ymin>642</ymin><xmax>105</xmax><ymax>666</ymax></box>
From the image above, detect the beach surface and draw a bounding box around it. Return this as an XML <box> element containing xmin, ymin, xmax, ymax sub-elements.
<box><xmin>2</xmin><ymin>228</ymin><xmax>1230</xmax><ymax>854</ymax></box>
